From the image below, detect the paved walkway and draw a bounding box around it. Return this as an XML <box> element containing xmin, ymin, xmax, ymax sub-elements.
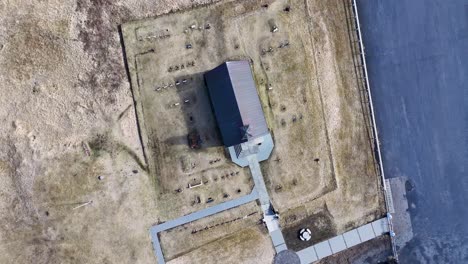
<box><xmin>297</xmin><ymin>217</ymin><xmax>390</xmax><ymax>264</ymax></box>
<box><xmin>247</xmin><ymin>154</ymin><xmax>287</xmax><ymax>253</ymax></box>
<box><xmin>149</xmin><ymin>152</ymin><xmax>286</xmax><ymax>264</ymax></box>
<box><xmin>247</xmin><ymin>155</ymin><xmax>270</xmax><ymax>209</ymax></box>
<box><xmin>150</xmin><ymin>190</ymin><xmax>259</xmax><ymax>264</ymax></box>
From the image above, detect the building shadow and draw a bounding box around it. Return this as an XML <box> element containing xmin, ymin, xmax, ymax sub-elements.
<box><xmin>163</xmin><ymin>71</ymin><xmax>223</xmax><ymax>149</ymax></box>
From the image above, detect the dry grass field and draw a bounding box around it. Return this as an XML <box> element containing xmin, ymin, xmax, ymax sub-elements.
<box><xmin>122</xmin><ymin>0</ymin><xmax>384</xmax><ymax>259</ymax></box>
<box><xmin>0</xmin><ymin>0</ymin><xmax>385</xmax><ymax>263</ymax></box>
<box><xmin>122</xmin><ymin>0</ymin><xmax>336</xmax><ymax>222</ymax></box>
<box><xmin>121</xmin><ymin>18</ymin><xmax>256</xmax><ymax>220</ymax></box>
<box><xmin>168</xmin><ymin>227</ymin><xmax>275</xmax><ymax>264</ymax></box>
<box><xmin>0</xmin><ymin>1</ymin><xmax>226</xmax><ymax>263</ymax></box>
<box><xmin>159</xmin><ymin>201</ymin><xmax>263</xmax><ymax>261</ymax></box>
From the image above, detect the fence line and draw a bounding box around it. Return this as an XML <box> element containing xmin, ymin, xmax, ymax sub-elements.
<box><xmin>348</xmin><ymin>0</ymin><xmax>399</xmax><ymax>261</ymax></box>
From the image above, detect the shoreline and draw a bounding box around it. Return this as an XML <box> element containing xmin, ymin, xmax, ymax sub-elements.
<box><xmin>349</xmin><ymin>0</ymin><xmax>398</xmax><ymax>260</ymax></box>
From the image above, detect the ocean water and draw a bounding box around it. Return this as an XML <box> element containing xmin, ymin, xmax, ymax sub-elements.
<box><xmin>356</xmin><ymin>0</ymin><xmax>468</xmax><ymax>263</ymax></box>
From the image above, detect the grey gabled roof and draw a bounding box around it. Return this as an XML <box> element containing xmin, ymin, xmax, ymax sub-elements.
<box><xmin>204</xmin><ymin>61</ymin><xmax>268</xmax><ymax>147</ymax></box>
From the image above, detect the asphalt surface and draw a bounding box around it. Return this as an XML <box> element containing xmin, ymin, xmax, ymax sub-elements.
<box><xmin>356</xmin><ymin>0</ymin><xmax>468</xmax><ymax>262</ymax></box>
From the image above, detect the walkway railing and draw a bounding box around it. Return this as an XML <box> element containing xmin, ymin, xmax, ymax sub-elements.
<box><xmin>346</xmin><ymin>0</ymin><xmax>399</xmax><ymax>261</ymax></box>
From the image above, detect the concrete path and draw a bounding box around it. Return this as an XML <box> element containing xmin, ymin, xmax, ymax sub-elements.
<box><xmin>247</xmin><ymin>154</ymin><xmax>287</xmax><ymax>253</ymax></box>
<box><xmin>297</xmin><ymin>217</ymin><xmax>390</xmax><ymax>264</ymax></box>
<box><xmin>247</xmin><ymin>155</ymin><xmax>270</xmax><ymax>209</ymax></box>
<box><xmin>149</xmin><ymin>152</ymin><xmax>284</xmax><ymax>264</ymax></box>
<box><xmin>150</xmin><ymin>190</ymin><xmax>259</xmax><ymax>264</ymax></box>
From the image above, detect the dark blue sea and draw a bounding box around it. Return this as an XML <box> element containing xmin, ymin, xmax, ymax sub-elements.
<box><xmin>356</xmin><ymin>0</ymin><xmax>468</xmax><ymax>263</ymax></box>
